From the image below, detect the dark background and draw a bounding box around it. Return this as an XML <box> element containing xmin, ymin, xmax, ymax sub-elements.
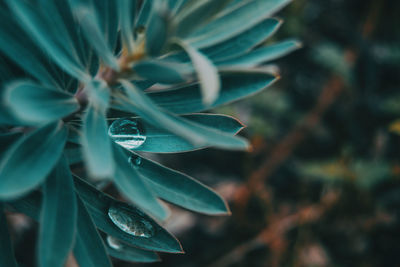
<box><xmin>131</xmin><ymin>0</ymin><xmax>400</xmax><ymax>266</ymax></box>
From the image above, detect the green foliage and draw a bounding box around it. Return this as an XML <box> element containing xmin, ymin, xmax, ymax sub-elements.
<box><xmin>0</xmin><ymin>0</ymin><xmax>297</xmax><ymax>265</ymax></box>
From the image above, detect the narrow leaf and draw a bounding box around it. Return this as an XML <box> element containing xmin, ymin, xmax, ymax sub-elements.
<box><xmin>72</xmin><ymin>5</ymin><xmax>119</xmax><ymax>70</ymax></box>
<box><xmin>132</xmin><ymin>113</ymin><xmax>245</xmax><ymax>153</ymax></box>
<box><xmin>39</xmin><ymin>155</ymin><xmax>77</xmax><ymax>267</ymax></box>
<box><xmin>0</xmin><ymin>206</ymin><xmax>18</xmax><ymax>267</ymax></box>
<box><xmin>112</xmin><ymin>144</ymin><xmax>168</xmax><ymax>220</ymax></box>
<box><xmin>5</xmin><ymin>80</ymin><xmax>79</xmax><ymax>124</ymax></box>
<box><xmin>177</xmin><ymin>41</ymin><xmax>220</xmax><ymax>104</ymax></box>
<box><xmin>204</xmin><ymin>18</ymin><xmax>283</xmax><ymax>61</ymax></box>
<box><xmin>130</xmin><ymin>153</ymin><xmax>230</xmax><ymax>214</ymax></box>
<box><xmin>148</xmin><ymin>69</ymin><xmax>278</xmax><ymax>114</ymax></box>
<box><xmin>118</xmin><ymin>81</ymin><xmax>249</xmax><ymax>150</ymax></box>
<box><xmin>189</xmin><ymin>0</ymin><xmax>292</xmax><ymax>49</ymax></box>
<box><xmin>217</xmin><ymin>40</ymin><xmax>301</xmax><ymax>67</ymax></box>
<box><xmin>174</xmin><ymin>0</ymin><xmax>232</xmax><ymax>37</ymax></box>
<box><xmin>73</xmin><ymin>196</ymin><xmax>112</xmax><ymax>267</ymax></box>
<box><xmin>6</xmin><ymin>181</ymin><xmax>183</xmax><ymax>254</ymax></box>
<box><xmin>0</xmin><ymin>9</ymin><xmax>58</xmax><ymax>86</ymax></box>
<box><xmin>0</xmin><ymin>122</ymin><xmax>68</xmax><ymax>199</ymax></box>
<box><xmin>73</xmin><ymin>176</ymin><xmax>183</xmax><ymax>253</ymax></box>
<box><xmin>5</xmin><ymin>0</ymin><xmax>90</xmax><ymax>81</ymax></box>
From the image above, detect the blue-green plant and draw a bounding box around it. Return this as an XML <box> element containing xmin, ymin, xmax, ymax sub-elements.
<box><xmin>0</xmin><ymin>0</ymin><xmax>299</xmax><ymax>266</ymax></box>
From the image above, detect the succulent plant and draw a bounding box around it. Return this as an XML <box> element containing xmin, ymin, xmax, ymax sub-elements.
<box><xmin>0</xmin><ymin>0</ymin><xmax>299</xmax><ymax>266</ymax></box>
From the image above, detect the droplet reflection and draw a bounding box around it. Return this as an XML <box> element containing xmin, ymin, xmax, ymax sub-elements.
<box><xmin>108</xmin><ymin>204</ymin><xmax>155</xmax><ymax>238</ymax></box>
<box><xmin>108</xmin><ymin>118</ymin><xmax>146</xmax><ymax>150</ymax></box>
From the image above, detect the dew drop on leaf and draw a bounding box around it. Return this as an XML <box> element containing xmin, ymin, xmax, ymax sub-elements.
<box><xmin>129</xmin><ymin>155</ymin><xmax>142</xmax><ymax>169</ymax></box>
<box><xmin>108</xmin><ymin>204</ymin><xmax>155</xmax><ymax>238</ymax></box>
<box><xmin>108</xmin><ymin>118</ymin><xmax>146</xmax><ymax>150</ymax></box>
<box><xmin>106</xmin><ymin>236</ymin><xmax>123</xmax><ymax>250</ymax></box>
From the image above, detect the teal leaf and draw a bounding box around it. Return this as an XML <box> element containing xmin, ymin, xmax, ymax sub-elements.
<box><xmin>71</xmin><ymin>4</ymin><xmax>119</xmax><ymax>70</ymax></box>
<box><xmin>189</xmin><ymin>0</ymin><xmax>292</xmax><ymax>49</ymax></box>
<box><xmin>204</xmin><ymin>18</ymin><xmax>282</xmax><ymax>61</ymax></box>
<box><xmin>0</xmin><ymin>9</ymin><xmax>58</xmax><ymax>86</ymax></box>
<box><xmin>136</xmin><ymin>0</ymin><xmax>152</xmax><ymax>28</ymax></box>
<box><xmin>146</xmin><ymin>2</ymin><xmax>170</xmax><ymax>57</ymax></box>
<box><xmin>105</xmin><ymin>236</ymin><xmax>160</xmax><ymax>263</ymax></box>
<box><xmin>4</xmin><ymin>80</ymin><xmax>79</xmax><ymax>125</ymax></box>
<box><xmin>133</xmin><ymin>113</ymin><xmax>245</xmax><ymax>153</ymax></box>
<box><xmin>73</xmin><ymin>176</ymin><xmax>183</xmax><ymax>253</ymax></box>
<box><xmin>149</xmin><ymin>69</ymin><xmax>278</xmax><ymax>114</ymax></box>
<box><xmin>91</xmin><ymin>0</ymin><xmax>120</xmax><ymax>51</ymax></box>
<box><xmin>39</xmin><ymin>155</ymin><xmax>77</xmax><ymax>267</ymax></box>
<box><xmin>74</xmin><ymin>196</ymin><xmax>112</xmax><ymax>267</ymax></box>
<box><xmin>176</xmin><ymin>41</ymin><xmax>220</xmax><ymax>104</ymax></box>
<box><xmin>217</xmin><ymin>39</ymin><xmax>301</xmax><ymax>67</ymax></box>
<box><xmin>133</xmin><ymin>60</ymin><xmax>192</xmax><ymax>84</ymax></box>
<box><xmin>0</xmin><ymin>122</ymin><xmax>68</xmax><ymax>199</ymax></box>
<box><xmin>81</xmin><ymin>105</ymin><xmax>114</xmax><ymax>179</ymax></box>
<box><xmin>5</xmin><ymin>0</ymin><xmax>90</xmax><ymax>81</ymax></box>
<box><xmin>112</xmin><ymin>144</ymin><xmax>168</xmax><ymax>220</ymax></box>
<box><xmin>118</xmin><ymin>0</ymin><xmax>136</xmax><ymax>53</ymax></box>
<box><xmin>0</xmin><ymin>206</ymin><xmax>18</xmax><ymax>267</ymax></box>
<box><xmin>174</xmin><ymin>0</ymin><xmax>232</xmax><ymax>37</ymax></box>
<box><xmin>118</xmin><ymin>80</ymin><xmax>249</xmax><ymax>150</ymax></box>
<box><xmin>130</xmin><ymin>153</ymin><xmax>230</xmax><ymax>215</ymax></box>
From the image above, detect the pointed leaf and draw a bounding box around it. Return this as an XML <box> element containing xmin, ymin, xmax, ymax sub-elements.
<box><xmin>5</xmin><ymin>80</ymin><xmax>79</xmax><ymax>124</ymax></box>
<box><xmin>148</xmin><ymin>69</ymin><xmax>278</xmax><ymax>114</ymax></box>
<box><xmin>204</xmin><ymin>18</ymin><xmax>282</xmax><ymax>61</ymax></box>
<box><xmin>73</xmin><ymin>196</ymin><xmax>112</xmax><ymax>267</ymax></box>
<box><xmin>174</xmin><ymin>0</ymin><xmax>232</xmax><ymax>37</ymax></box>
<box><xmin>177</xmin><ymin>41</ymin><xmax>220</xmax><ymax>104</ymax></box>
<box><xmin>0</xmin><ymin>122</ymin><xmax>68</xmax><ymax>199</ymax></box>
<box><xmin>112</xmin><ymin>144</ymin><xmax>168</xmax><ymax>220</ymax></box>
<box><xmin>0</xmin><ymin>206</ymin><xmax>18</xmax><ymax>267</ymax></box>
<box><xmin>105</xmin><ymin>236</ymin><xmax>160</xmax><ymax>263</ymax></box>
<box><xmin>134</xmin><ymin>113</ymin><xmax>245</xmax><ymax>153</ymax></box>
<box><xmin>131</xmin><ymin>153</ymin><xmax>229</xmax><ymax>214</ymax></box>
<box><xmin>189</xmin><ymin>0</ymin><xmax>292</xmax><ymax>49</ymax></box>
<box><xmin>5</xmin><ymin>0</ymin><xmax>90</xmax><ymax>81</ymax></box>
<box><xmin>217</xmin><ymin>40</ymin><xmax>301</xmax><ymax>67</ymax></box>
<box><xmin>39</xmin><ymin>155</ymin><xmax>77</xmax><ymax>267</ymax></box>
<box><xmin>6</xmin><ymin>180</ymin><xmax>183</xmax><ymax>254</ymax></box>
<box><xmin>0</xmin><ymin>9</ymin><xmax>58</xmax><ymax>86</ymax></box>
<box><xmin>73</xmin><ymin>176</ymin><xmax>183</xmax><ymax>253</ymax></box>
<box><xmin>71</xmin><ymin>5</ymin><xmax>119</xmax><ymax>70</ymax></box>
<box><xmin>118</xmin><ymin>81</ymin><xmax>249</xmax><ymax>150</ymax></box>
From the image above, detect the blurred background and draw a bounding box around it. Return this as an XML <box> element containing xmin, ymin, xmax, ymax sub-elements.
<box><xmin>9</xmin><ymin>0</ymin><xmax>400</xmax><ymax>266</ymax></box>
<box><xmin>133</xmin><ymin>0</ymin><xmax>400</xmax><ymax>266</ymax></box>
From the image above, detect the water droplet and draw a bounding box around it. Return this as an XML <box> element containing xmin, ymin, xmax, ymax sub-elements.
<box><xmin>129</xmin><ymin>155</ymin><xmax>142</xmax><ymax>168</ymax></box>
<box><xmin>108</xmin><ymin>118</ymin><xmax>146</xmax><ymax>150</ymax></box>
<box><xmin>108</xmin><ymin>204</ymin><xmax>155</xmax><ymax>238</ymax></box>
<box><xmin>106</xmin><ymin>236</ymin><xmax>123</xmax><ymax>250</ymax></box>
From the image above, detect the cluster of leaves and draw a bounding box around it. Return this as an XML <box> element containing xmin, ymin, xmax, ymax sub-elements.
<box><xmin>0</xmin><ymin>0</ymin><xmax>298</xmax><ymax>266</ymax></box>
